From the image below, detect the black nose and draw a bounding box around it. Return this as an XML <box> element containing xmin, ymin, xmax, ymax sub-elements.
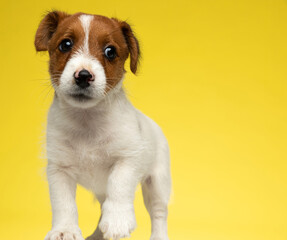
<box><xmin>74</xmin><ymin>69</ymin><xmax>93</xmax><ymax>89</ymax></box>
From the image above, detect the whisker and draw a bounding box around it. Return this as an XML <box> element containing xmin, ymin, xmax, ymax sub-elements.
<box><xmin>106</xmin><ymin>78</ymin><xmax>122</xmax><ymax>80</ymax></box>
<box><xmin>38</xmin><ymin>83</ymin><xmax>54</xmax><ymax>103</ymax></box>
<box><xmin>43</xmin><ymin>85</ymin><xmax>54</xmax><ymax>102</ymax></box>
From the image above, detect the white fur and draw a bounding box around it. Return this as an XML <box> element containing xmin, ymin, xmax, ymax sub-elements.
<box><xmin>45</xmin><ymin>14</ymin><xmax>171</xmax><ymax>240</ymax></box>
<box><xmin>79</xmin><ymin>14</ymin><xmax>93</xmax><ymax>54</ymax></box>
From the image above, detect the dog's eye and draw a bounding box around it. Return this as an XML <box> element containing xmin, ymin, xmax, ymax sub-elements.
<box><xmin>59</xmin><ymin>39</ymin><xmax>73</xmax><ymax>52</ymax></box>
<box><xmin>104</xmin><ymin>46</ymin><xmax>117</xmax><ymax>60</ymax></box>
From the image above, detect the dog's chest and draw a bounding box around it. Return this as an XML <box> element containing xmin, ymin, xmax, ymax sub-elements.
<box><xmin>54</xmin><ymin>130</ymin><xmax>117</xmax><ymax>193</ymax></box>
<box><xmin>47</xmin><ymin>102</ymin><xmax>138</xmax><ymax>194</ymax></box>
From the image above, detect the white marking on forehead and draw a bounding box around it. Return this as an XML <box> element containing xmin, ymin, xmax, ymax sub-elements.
<box><xmin>79</xmin><ymin>14</ymin><xmax>93</xmax><ymax>54</ymax></box>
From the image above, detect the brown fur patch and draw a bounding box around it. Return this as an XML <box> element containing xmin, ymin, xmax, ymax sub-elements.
<box><xmin>88</xmin><ymin>16</ymin><xmax>130</xmax><ymax>92</ymax></box>
<box><xmin>48</xmin><ymin>13</ymin><xmax>84</xmax><ymax>86</ymax></box>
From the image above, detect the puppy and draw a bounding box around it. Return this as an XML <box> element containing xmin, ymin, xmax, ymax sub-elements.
<box><xmin>35</xmin><ymin>11</ymin><xmax>171</xmax><ymax>240</ymax></box>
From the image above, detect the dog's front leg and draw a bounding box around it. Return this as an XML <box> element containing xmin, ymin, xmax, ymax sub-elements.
<box><xmin>45</xmin><ymin>163</ymin><xmax>84</xmax><ymax>240</ymax></box>
<box><xmin>99</xmin><ymin>161</ymin><xmax>139</xmax><ymax>240</ymax></box>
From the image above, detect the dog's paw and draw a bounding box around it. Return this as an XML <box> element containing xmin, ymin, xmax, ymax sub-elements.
<box><xmin>45</xmin><ymin>228</ymin><xmax>84</xmax><ymax>240</ymax></box>
<box><xmin>99</xmin><ymin>201</ymin><xmax>136</xmax><ymax>240</ymax></box>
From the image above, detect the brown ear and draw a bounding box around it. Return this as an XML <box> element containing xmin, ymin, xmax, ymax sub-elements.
<box><xmin>118</xmin><ymin>21</ymin><xmax>140</xmax><ymax>74</ymax></box>
<box><xmin>34</xmin><ymin>11</ymin><xmax>70</xmax><ymax>51</ymax></box>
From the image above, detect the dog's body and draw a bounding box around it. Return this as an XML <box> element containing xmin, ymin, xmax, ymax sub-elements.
<box><xmin>35</xmin><ymin>11</ymin><xmax>171</xmax><ymax>240</ymax></box>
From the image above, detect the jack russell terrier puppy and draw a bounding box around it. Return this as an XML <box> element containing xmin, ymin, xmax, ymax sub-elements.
<box><xmin>35</xmin><ymin>11</ymin><xmax>171</xmax><ymax>240</ymax></box>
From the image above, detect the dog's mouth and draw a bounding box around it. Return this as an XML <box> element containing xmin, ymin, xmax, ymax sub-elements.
<box><xmin>69</xmin><ymin>93</ymin><xmax>93</xmax><ymax>101</ymax></box>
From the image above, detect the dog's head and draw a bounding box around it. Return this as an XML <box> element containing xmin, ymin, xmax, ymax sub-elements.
<box><xmin>35</xmin><ymin>11</ymin><xmax>140</xmax><ymax>108</ymax></box>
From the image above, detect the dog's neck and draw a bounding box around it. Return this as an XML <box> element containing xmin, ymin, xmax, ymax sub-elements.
<box><xmin>50</xmin><ymin>85</ymin><xmax>133</xmax><ymax>134</ymax></box>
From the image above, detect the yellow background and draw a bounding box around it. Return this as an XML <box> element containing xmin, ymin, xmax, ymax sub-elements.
<box><xmin>1</xmin><ymin>0</ymin><xmax>287</xmax><ymax>239</ymax></box>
